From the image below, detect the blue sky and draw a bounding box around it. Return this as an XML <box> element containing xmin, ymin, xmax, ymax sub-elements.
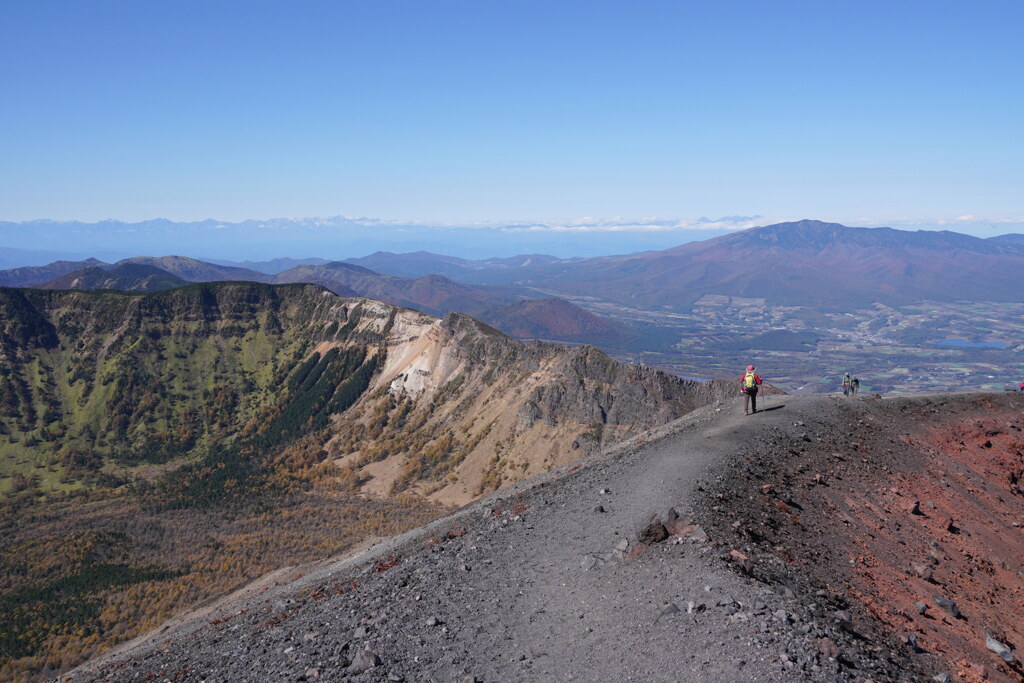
<box><xmin>1</xmin><ymin>1</ymin><xmax>1022</xmax><ymax>258</ymax></box>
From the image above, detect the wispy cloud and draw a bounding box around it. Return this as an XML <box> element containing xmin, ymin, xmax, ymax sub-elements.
<box><xmin>881</xmin><ymin>215</ymin><xmax>1024</xmax><ymax>234</ymax></box>
<box><xmin>499</xmin><ymin>215</ymin><xmax>764</xmax><ymax>233</ymax></box>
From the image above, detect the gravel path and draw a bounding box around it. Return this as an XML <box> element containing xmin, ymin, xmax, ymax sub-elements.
<box><xmin>65</xmin><ymin>396</ymin><xmax>922</xmax><ymax>682</ymax></box>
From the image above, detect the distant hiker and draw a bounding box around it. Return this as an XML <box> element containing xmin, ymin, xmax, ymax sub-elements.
<box><xmin>842</xmin><ymin>373</ymin><xmax>852</xmax><ymax>396</ymax></box>
<box><xmin>851</xmin><ymin>377</ymin><xmax>860</xmax><ymax>395</ymax></box>
<box><xmin>741</xmin><ymin>365</ymin><xmax>763</xmax><ymax>415</ymax></box>
<box><xmin>1019</xmin><ymin>380</ymin><xmax>1024</xmax><ymax>392</ymax></box>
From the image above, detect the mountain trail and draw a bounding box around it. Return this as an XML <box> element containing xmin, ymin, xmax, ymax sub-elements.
<box><xmin>65</xmin><ymin>392</ymin><xmax>1024</xmax><ymax>682</ymax></box>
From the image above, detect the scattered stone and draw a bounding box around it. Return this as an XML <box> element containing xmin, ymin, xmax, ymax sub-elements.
<box><xmin>910</xmin><ymin>500</ymin><xmax>924</xmax><ymax>516</ymax></box>
<box><xmin>303</xmin><ymin>631</ymin><xmax>320</xmax><ymax>641</ymax></box>
<box><xmin>349</xmin><ymin>649</ymin><xmax>382</xmax><ymax>673</ymax></box>
<box><xmin>626</xmin><ymin>542</ymin><xmax>648</xmax><ymax>559</ymax></box>
<box><xmin>946</xmin><ymin>518</ymin><xmax>961</xmax><ymax>534</ymax></box>
<box><xmin>638</xmin><ymin>518</ymin><xmax>669</xmax><ymax>545</ymax></box>
<box><xmin>732</xmin><ymin>659</ymin><xmax>746</xmax><ymax>669</ymax></box>
<box><xmin>727</xmin><ymin>549</ymin><xmax>753</xmax><ymax>574</ymax></box>
<box><xmin>832</xmin><ymin>610</ymin><xmax>853</xmax><ymax>632</ymax></box>
<box><xmin>985</xmin><ymin>635</ymin><xmax>1014</xmax><ymax>662</ymax></box>
<box><xmin>817</xmin><ymin>637</ymin><xmax>840</xmax><ymax>660</ymax></box>
<box><xmin>905</xmin><ymin>632</ymin><xmax>925</xmax><ymax>653</ymax></box>
<box><xmin>915</xmin><ymin>601</ymin><xmax>928</xmax><ymax>615</ymax></box>
<box><xmin>304</xmin><ymin>667</ymin><xmax>320</xmax><ymax>680</ymax></box>
<box><xmin>926</xmin><ymin>501</ymin><xmax>937</xmax><ymax>510</ymax></box>
<box><xmin>662</xmin><ymin>507</ymin><xmax>679</xmax><ymax>522</ymax></box>
<box><xmin>426</xmin><ymin>616</ymin><xmax>443</xmax><ymax>627</ymax></box>
<box><xmin>353</xmin><ymin>626</ymin><xmax>368</xmax><ymax>639</ymax></box>
<box><xmin>933</xmin><ymin>595</ymin><xmax>961</xmax><ymax>619</ymax></box>
<box><xmin>593</xmin><ymin>505</ymin><xmax>605</xmax><ymax>513</ymax></box>
<box><xmin>912</xmin><ymin>564</ymin><xmax>934</xmax><ymax>582</ymax></box>
<box><xmin>579</xmin><ymin>555</ymin><xmax>598</xmax><ymax>571</ymax></box>
<box><xmin>665</xmin><ymin>518</ymin><xmax>697</xmax><ymax>538</ymax></box>
<box><xmin>931</xmin><ymin>674</ymin><xmax>951</xmax><ymax>683</ymax></box>
<box><xmin>615</xmin><ymin>538</ymin><xmax>628</xmax><ymax>552</ymax></box>
<box><xmin>599</xmin><ymin>488</ymin><xmax>611</xmax><ymax>494</ymax></box>
<box><xmin>462</xmin><ymin>676</ymin><xmax>481</xmax><ymax>683</ymax></box>
<box><xmin>387</xmin><ymin>674</ymin><xmax>405</xmax><ymax>682</ymax></box>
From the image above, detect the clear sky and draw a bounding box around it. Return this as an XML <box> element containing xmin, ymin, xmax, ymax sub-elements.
<box><xmin>1</xmin><ymin>1</ymin><xmax>1022</xmax><ymax>245</ymax></box>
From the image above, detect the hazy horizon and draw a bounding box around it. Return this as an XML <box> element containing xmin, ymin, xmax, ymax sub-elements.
<box><xmin>3</xmin><ymin>214</ymin><xmax>1024</xmax><ymax>267</ymax></box>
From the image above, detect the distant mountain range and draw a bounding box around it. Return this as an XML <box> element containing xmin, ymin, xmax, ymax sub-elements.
<box><xmin>350</xmin><ymin>220</ymin><xmax>1024</xmax><ymax>310</ymax></box>
<box><xmin>7</xmin><ymin>219</ymin><xmax>1024</xmax><ymax>352</ymax></box>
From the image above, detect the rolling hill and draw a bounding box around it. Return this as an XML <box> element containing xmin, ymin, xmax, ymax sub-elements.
<box><xmin>0</xmin><ymin>259</ymin><xmax>108</xmax><ymax>288</ymax></box>
<box><xmin>40</xmin><ymin>263</ymin><xmax>188</xmax><ymax>292</ymax></box>
<box><xmin>118</xmin><ymin>255</ymin><xmax>271</xmax><ymax>283</ymax></box>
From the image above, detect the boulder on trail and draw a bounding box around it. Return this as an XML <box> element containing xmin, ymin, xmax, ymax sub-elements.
<box><xmin>638</xmin><ymin>517</ymin><xmax>669</xmax><ymax>545</ymax></box>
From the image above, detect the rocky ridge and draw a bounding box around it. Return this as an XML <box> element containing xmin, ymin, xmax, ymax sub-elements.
<box><xmin>63</xmin><ymin>392</ymin><xmax>1024</xmax><ymax>682</ymax></box>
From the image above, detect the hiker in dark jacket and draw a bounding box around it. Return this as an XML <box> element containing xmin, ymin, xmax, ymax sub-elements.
<box><xmin>741</xmin><ymin>365</ymin><xmax>763</xmax><ymax>415</ymax></box>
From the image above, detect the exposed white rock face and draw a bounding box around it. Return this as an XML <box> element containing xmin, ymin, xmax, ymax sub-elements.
<box><xmin>379</xmin><ymin>320</ymin><xmax>466</xmax><ymax>398</ymax></box>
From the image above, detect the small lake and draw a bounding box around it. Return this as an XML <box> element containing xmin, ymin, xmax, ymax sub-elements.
<box><xmin>934</xmin><ymin>339</ymin><xmax>1010</xmax><ymax>349</ymax></box>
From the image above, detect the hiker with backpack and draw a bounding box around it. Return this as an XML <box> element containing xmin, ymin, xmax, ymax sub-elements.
<box><xmin>851</xmin><ymin>377</ymin><xmax>860</xmax><ymax>395</ymax></box>
<box><xmin>842</xmin><ymin>373</ymin><xmax>852</xmax><ymax>396</ymax></box>
<box><xmin>741</xmin><ymin>364</ymin><xmax>763</xmax><ymax>415</ymax></box>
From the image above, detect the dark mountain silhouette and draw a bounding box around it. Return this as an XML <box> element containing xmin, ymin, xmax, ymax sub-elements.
<box><xmin>0</xmin><ymin>256</ymin><xmax>532</xmax><ymax>319</ymax></box>
<box><xmin>119</xmin><ymin>255</ymin><xmax>271</xmax><ymax>283</ymax></box>
<box><xmin>988</xmin><ymin>232</ymin><xmax>1024</xmax><ymax>248</ymax></box>
<box><xmin>272</xmin><ymin>261</ymin><xmax>524</xmax><ymax>316</ymax></box>
<box><xmin>40</xmin><ymin>263</ymin><xmax>188</xmax><ymax>292</ymax></box>
<box><xmin>483</xmin><ymin>220</ymin><xmax>1024</xmax><ymax>310</ymax></box>
<box><xmin>0</xmin><ymin>258</ymin><xmax>108</xmax><ymax>287</ymax></box>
